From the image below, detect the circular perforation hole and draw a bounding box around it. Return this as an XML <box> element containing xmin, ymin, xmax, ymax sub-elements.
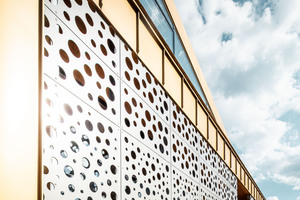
<box><xmin>95</xmin><ymin>63</ymin><xmax>105</xmax><ymax>79</ymax></box>
<box><xmin>84</xmin><ymin>64</ymin><xmax>92</xmax><ymax>76</ymax></box>
<box><xmin>88</xmin><ymin>0</ymin><xmax>96</xmax><ymax>12</ymax></box>
<box><xmin>110</xmin><ymin>165</ymin><xmax>117</xmax><ymax>174</ymax></box>
<box><xmin>91</xmin><ymin>39</ymin><xmax>96</xmax><ymax>48</ymax></box>
<box><xmin>100</xmin><ymin>44</ymin><xmax>107</xmax><ymax>56</ymax></box>
<box><xmin>131</xmin><ymin>51</ymin><xmax>139</xmax><ymax>64</ymax></box>
<box><xmin>101</xmin><ymin>149</ymin><xmax>109</xmax><ymax>159</ymax></box>
<box><xmin>89</xmin><ymin>182</ymin><xmax>98</xmax><ymax>192</ymax></box>
<box><xmin>125</xmin><ymin>186</ymin><xmax>131</xmax><ymax>194</ymax></box>
<box><xmin>100</xmin><ymin>21</ymin><xmax>105</xmax><ymax>29</ymax></box>
<box><xmin>68</xmin><ymin>40</ymin><xmax>80</xmax><ymax>58</ymax></box>
<box><xmin>85</xmin><ymin>120</ymin><xmax>93</xmax><ymax>131</ymax></box>
<box><xmin>125</xmin><ymin>57</ymin><xmax>133</xmax><ymax>70</ymax></box>
<box><xmin>109</xmin><ymin>26</ymin><xmax>116</xmax><ymax>37</ymax></box>
<box><xmin>82</xmin><ymin>157</ymin><xmax>90</xmax><ymax>168</ymax></box>
<box><xmin>63</xmin><ymin>11</ymin><xmax>70</xmax><ymax>21</ymax></box>
<box><xmin>109</xmin><ymin>75</ymin><xmax>116</xmax><ymax>86</ymax></box>
<box><xmin>44</xmin><ymin>48</ymin><xmax>49</xmax><ymax>57</ymax></box>
<box><xmin>60</xmin><ymin>150</ymin><xmax>68</xmax><ymax>158</ymax></box>
<box><xmin>85</xmin><ymin>52</ymin><xmax>91</xmax><ymax>60</ymax></box>
<box><xmin>46</xmin><ymin>125</ymin><xmax>57</xmax><ymax>138</ymax></box>
<box><xmin>107</xmin><ymin>39</ymin><xmax>116</xmax><ymax>54</ymax></box>
<box><xmin>97</xmin><ymin>122</ymin><xmax>105</xmax><ymax>133</ymax></box>
<box><xmin>75</xmin><ymin>16</ymin><xmax>87</xmax><ymax>34</ymax></box>
<box><xmin>63</xmin><ymin>103</ymin><xmax>73</xmax><ymax>115</ymax></box>
<box><xmin>98</xmin><ymin>30</ymin><xmax>103</xmax><ymax>38</ymax></box>
<box><xmin>125</xmin><ymin>71</ymin><xmax>130</xmax><ymax>81</ymax></box>
<box><xmin>86</xmin><ymin>13</ymin><xmax>94</xmax><ymax>26</ymax></box>
<box><xmin>111</xmin><ymin>192</ymin><xmax>117</xmax><ymax>200</ymax></box>
<box><xmin>75</xmin><ymin>0</ymin><xmax>82</xmax><ymax>5</ymax></box>
<box><xmin>81</xmin><ymin>135</ymin><xmax>90</xmax><ymax>146</ymax></box>
<box><xmin>133</xmin><ymin>78</ymin><xmax>140</xmax><ymax>90</ymax></box>
<box><xmin>56</xmin><ymin>24</ymin><xmax>63</xmax><ymax>34</ymax></box>
<box><xmin>106</xmin><ymin>87</ymin><xmax>115</xmax><ymax>101</ymax></box>
<box><xmin>45</xmin><ymin>35</ymin><xmax>53</xmax><ymax>45</ymax></box>
<box><xmin>46</xmin><ymin>182</ymin><xmax>55</xmax><ymax>191</ymax></box>
<box><xmin>124</xmin><ymin>102</ymin><xmax>132</xmax><ymax>114</ymax></box>
<box><xmin>59</xmin><ymin>49</ymin><xmax>69</xmax><ymax>63</ymax></box>
<box><xmin>58</xmin><ymin>66</ymin><xmax>67</xmax><ymax>80</ymax></box>
<box><xmin>98</xmin><ymin>96</ymin><xmax>107</xmax><ymax>110</ymax></box>
<box><xmin>64</xmin><ymin>165</ymin><xmax>74</xmax><ymax>177</ymax></box>
<box><xmin>70</xmin><ymin>141</ymin><xmax>79</xmax><ymax>153</ymax></box>
<box><xmin>73</xmin><ymin>70</ymin><xmax>85</xmax><ymax>86</ymax></box>
<box><xmin>43</xmin><ymin>166</ymin><xmax>49</xmax><ymax>174</ymax></box>
<box><xmin>63</xmin><ymin>0</ymin><xmax>71</xmax><ymax>8</ymax></box>
<box><xmin>44</xmin><ymin>15</ymin><xmax>50</xmax><ymax>28</ymax></box>
<box><xmin>146</xmin><ymin>72</ymin><xmax>152</xmax><ymax>84</ymax></box>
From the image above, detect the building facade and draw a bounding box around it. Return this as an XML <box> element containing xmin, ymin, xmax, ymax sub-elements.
<box><xmin>0</xmin><ymin>0</ymin><xmax>265</xmax><ymax>200</ymax></box>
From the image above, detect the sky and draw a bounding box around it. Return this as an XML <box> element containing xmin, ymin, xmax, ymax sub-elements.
<box><xmin>173</xmin><ymin>0</ymin><xmax>300</xmax><ymax>199</ymax></box>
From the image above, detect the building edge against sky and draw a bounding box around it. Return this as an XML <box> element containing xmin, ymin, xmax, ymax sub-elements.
<box><xmin>97</xmin><ymin>0</ymin><xmax>266</xmax><ymax>198</ymax></box>
<box><xmin>0</xmin><ymin>0</ymin><xmax>265</xmax><ymax>199</ymax></box>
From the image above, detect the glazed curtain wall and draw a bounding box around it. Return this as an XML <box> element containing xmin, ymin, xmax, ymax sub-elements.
<box><xmin>42</xmin><ymin>0</ymin><xmax>237</xmax><ymax>199</ymax></box>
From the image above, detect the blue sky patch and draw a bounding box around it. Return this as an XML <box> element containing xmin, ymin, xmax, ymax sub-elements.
<box><xmin>259</xmin><ymin>179</ymin><xmax>300</xmax><ymax>200</ymax></box>
<box><xmin>233</xmin><ymin>0</ymin><xmax>277</xmax><ymax>18</ymax></box>
<box><xmin>221</xmin><ymin>32</ymin><xmax>233</xmax><ymax>42</ymax></box>
<box><xmin>197</xmin><ymin>0</ymin><xmax>207</xmax><ymax>24</ymax></box>
<box><xmin>279</xmin><ymin>110</ymin><xmax>300</xmax><ymax>146</ymax></box>
<box><xmin>293</xmin><ymin>69</ymin><xmax>300</xmax><ymax>89</ymax></box>
<box><xmin>232</xmin><ymin>0</ymin><xmax>250</xmax><ymax>6</ymax></box>
<box><xmin>215</xmin><ymin>10</ymin><xmax>222</xmax><ymax>15</ymax></box>
<box><xmin>279</xmin><ymin>110</ymin><xmax>300</xmax><ymax>130</ymax></box>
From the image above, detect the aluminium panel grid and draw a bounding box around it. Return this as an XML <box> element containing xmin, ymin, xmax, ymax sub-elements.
<box><xmin>42</xmin><ymin>0</ymin><xmax>237</xmax><ymax>200</ymax></box>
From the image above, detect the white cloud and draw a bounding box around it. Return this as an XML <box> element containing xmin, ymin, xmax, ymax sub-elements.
<box><xmin>296</xmin><ymin>196</ymin><xmax>300</xmax><ymax>200</ymax></box>
<box><xmin>267</xmin><ymin>197</ymin><xmax>279</xmax><ymax>200</ymax></box>
<box><xmin>175</xmin><ymin>0</ymin><xmax>300</xmax><ymax>197</ymax></box>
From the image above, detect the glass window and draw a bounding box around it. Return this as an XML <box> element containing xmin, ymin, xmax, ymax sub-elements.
<box><xmin>155</xmin><ymin>0</ymin><xmax>173</xmax><ymax>27</ymax></box>
<box><xmin>175</xmin><ymin>34</ymin><xmax>208</xmax><ymax>107</ymax></box>
<box><xmin>139</xmin><ymin>0</ymin><xmax>210</xmax><ymax>109</ymax></box>
<box><xmin>140</xmin><ymin>0</ymin><xmax>173</xmax><ymax>50</ymax></box>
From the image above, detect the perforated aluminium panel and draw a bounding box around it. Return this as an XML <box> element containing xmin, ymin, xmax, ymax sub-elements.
<box><xmin>171</xmin><ymin>101</ymin><xmax>237</xmax><ymax>199</ymax></box>
<box><xmin>172</xmin><ymin>167</ymin><xmax>200</xmax><ymax>200</ymax></box>
<box><xmin>42</xmin><ymin>0</ymin><xmax>237</xmax><ymax>200</ymax></box>
<box><xmin>121</xmin><ymin>132</ymin><xmax>171</xmax><ymax>200</ymax></box>
<box><xmin>44</xmin><ymin>5</ymin><xmax>120</xmax><ymax>123</ymax></box>
<box><xmin>121</xmin><ymin>84</ymin><xmax>171</xmax><ymax>161</ymax></box>
<box><xmin>171</xmin><ymin>101</ymin><xmax>200</xmax><ymax>153</ymax></box>
<box><xmin>120</xmin><ymin>43</ymin><xmax>170</xmax><ymax>124</ymax></box>
<box><xmin>198</xmin><ymin>127</ymin><xmax>237</xmax><ymax>199</ymax></box>
<box><xmin>171</xmin><ymin>131</ymin><xmax>199</xmax><ymax>183</ymax></box>
<box><xmin>43</xmin><ymin>76</ymin><xmax>120</xmax><ymax>200</ymax></box>
<box><xmin>45</xmin><ymin>0</ymin><xmax>119</xmax><ymax>74</ymax></box>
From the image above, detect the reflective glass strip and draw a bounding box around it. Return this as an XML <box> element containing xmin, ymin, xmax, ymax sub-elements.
<box><xmin>140</xmin><ymin>0</ymin><xmax>174</xmax><ymax>50</ymax></box>
<box><xmin>155</xmin><ymin>0</ymin><xmax>173</xmax><ymax>28</ymax></box>
<box><xmin>175</xmin><ymin>34</ymin><xmax>209</xmax><ymax>107</ymax></box>
<box><xmin>139</xmin><ymin>0</ymin><xmax>210</xmax><ymax>110</ymax></box>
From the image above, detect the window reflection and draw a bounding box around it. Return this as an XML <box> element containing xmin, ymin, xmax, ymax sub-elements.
<box><xmin>140</xmin><ymin>0</ymin><xmax>173</xmax><ymax>50</ymax></box>
<box><xmin>139</xmin><ymin>0</ymin><xmax>210</xmax><ymax>109</ymax></box>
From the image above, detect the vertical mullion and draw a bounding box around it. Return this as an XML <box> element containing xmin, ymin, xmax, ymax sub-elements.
<box><xmin>207</xmin><ymin>117</ymin><xmax>209</xmax><ymax>139</ymax></box>
<box><xmin>181</xmin><ymin>78</ymin><xmax>183</xmax><ymax>108</ymax></box>
<box><xmin>162</xmin><ymin>48</ymin><xmax>165</xmax><ymax>85</ymax></box>
<box><xmin>136</xmin><ymin>11</ymin><xmax>140</xmax><ymax>53</ymax></box>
